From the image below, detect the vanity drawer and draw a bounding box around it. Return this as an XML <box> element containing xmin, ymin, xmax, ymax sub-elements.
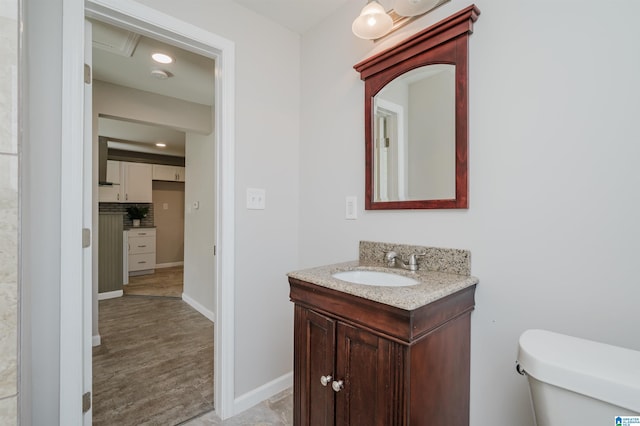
<box><xmin>128</xmin><ymin>236</ymin><xmax>155</xmax><ymax>254</ymax></box>
<box><xmin>128</xmin><ymin>228</ymin><xmax>155</xmax><ymax>238</ymax></box>
<box><xmin>129</xmin><ymin>253</ymin><xmax>155</xmax><ymax>271</ymax></box>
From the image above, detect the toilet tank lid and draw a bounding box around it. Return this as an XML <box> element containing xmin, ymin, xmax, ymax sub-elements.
<box><xmin>518</xmin><ymin>329</ymin><xmax>640</xmax><ymax>413</ymax></box>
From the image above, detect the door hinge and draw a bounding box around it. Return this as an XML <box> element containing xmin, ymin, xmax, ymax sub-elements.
<box><xmin>82</xmin><ymin>228</ymin><xmax>91</xmax><ymax>248</ymax></box>
<box><xmin>84</xmin><ymin>64</ymin><xmax>91</xmax><ymax>84</ymax></box>
<box><xmin>213</xmin><ymin>245</ymin><xmax>217</xmax><ymax>256</ymax></box>
<box><xmin>82</xmin><ymin>392</ymin><xmax>91</xmax><ymax>413</ymax></box>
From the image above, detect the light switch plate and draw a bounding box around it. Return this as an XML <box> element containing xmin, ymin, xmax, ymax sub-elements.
<box><xmin>247</xmin><ymin>188</ymin><xmax>266</xmax><ymax>210</ymax></box>
<box><xmin>346</xmin><ymin>196</ymin><xmax>357</xmax><ymax>220</ymax></box>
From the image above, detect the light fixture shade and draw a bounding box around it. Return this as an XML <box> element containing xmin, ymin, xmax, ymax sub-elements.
<box><xmin>393</xmin><ymin>0</ymin><xmax>440</xmax><ymax>17</ymax></box>
<box><xmin>352</xmin><ymin>1</ymin><xmax>393</xmax><ymax>40</ymax></box>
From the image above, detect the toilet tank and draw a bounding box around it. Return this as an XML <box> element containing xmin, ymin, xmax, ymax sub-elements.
<box><xmin>517</xmin><ymin>329</ymin><xmax>640</xmax><ymax>426</ymax></box>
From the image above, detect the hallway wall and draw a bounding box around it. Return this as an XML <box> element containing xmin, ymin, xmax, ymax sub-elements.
<box><xmin>153</xmin><ymin>181</ymin><xmax>185</xmax><ymax>265</ymax></box>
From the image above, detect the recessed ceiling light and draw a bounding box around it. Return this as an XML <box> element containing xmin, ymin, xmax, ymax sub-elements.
<box><xmin>155</xmin><ymin>143</ymin><xmax>167</xmax><ymax>147</ymax></box>
<box><xmin>152</xmin><ymin>52</ymin><xmax>174</xmax><ymax>64</ymax></box>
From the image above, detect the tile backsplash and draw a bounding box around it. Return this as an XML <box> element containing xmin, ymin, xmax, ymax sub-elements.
<box><xmin>99</xmin><ymin>202</ymin><xmax>155</xmax><ymax>228</ymax></box>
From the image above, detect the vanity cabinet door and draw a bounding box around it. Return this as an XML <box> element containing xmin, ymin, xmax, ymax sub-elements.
<box><xmin>294</xmin><ymin>305</ymin><xmax>401</xmax><ymax>426</ymax></box>
<box><xmin>334</xmin><ymin>322</ymin><xmax>395</xmax><ymax>426</ymax></box>
<box><xmin>294</xmin><ymin>306</ymin><xmax>336</xmax><ymax>426</ymax></box>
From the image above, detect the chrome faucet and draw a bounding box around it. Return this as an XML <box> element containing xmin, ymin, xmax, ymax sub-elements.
<box><xmin>384</xmin><ymin>250</ymin><xmax>426</xmax><ymax>272</ymax></box>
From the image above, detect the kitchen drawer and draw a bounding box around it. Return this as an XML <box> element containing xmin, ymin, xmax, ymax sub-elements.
<box><xmin>129</xmin><ymin>253</ymin><xmax>156</xmax><ymax>272</ymax></box>
<box><xmin>129</xmin><ymin>236</ymin><xmax>155</xmax><ymax>254</ymax></box>
<box><xmin>128</xmin><ymin>228</ymin><xmax>155</xmax><ymax>238</ymax></box>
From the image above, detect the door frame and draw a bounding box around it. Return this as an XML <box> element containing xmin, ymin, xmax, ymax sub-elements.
<box><xmin>63</xmin><ymin>0</ymin><xmax>236</xmax><ymax>420</ymax></box>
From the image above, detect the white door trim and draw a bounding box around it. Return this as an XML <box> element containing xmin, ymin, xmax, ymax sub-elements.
<box><xmin>80</xmin><ymin>0</ymin><xmax>236</xmax><ymax>419</ymax></box>
<box><xmin>60</xmin><ymin>0</ymin><xmax>87</xmax><ymax>424</ymax></box>
<box><xmin>83</xmin><ymin>19</ymin><xmax>94</xmax><ymax>426</ymax></box>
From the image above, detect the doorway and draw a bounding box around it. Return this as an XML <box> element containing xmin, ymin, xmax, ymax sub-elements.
<box><xmin>83</xmin><ymin>0</ymin><xmax>236</xmax><ymax>420</ymax></box>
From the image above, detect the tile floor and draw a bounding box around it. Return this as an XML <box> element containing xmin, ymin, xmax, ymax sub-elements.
<box><xmin>181</xmin><ymin>388</ymin><xmax>293</xmax><ymax>425</ymax></box>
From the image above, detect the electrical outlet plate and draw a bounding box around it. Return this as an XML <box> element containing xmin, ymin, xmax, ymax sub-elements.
<box><xmin>247</xmin><ymin>188</ymin><xmax>266</xmax><ymax>210</ymax></box>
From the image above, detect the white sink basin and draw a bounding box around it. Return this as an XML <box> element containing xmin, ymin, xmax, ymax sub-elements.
<box><xmin>331</xmin><ymin>270</ymin><xmax>419</xmax><ymax>287</ymax></box>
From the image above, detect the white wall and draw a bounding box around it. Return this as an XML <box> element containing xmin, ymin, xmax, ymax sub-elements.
<box><xmin>93</xmin><ymin>80</ymin><xmax>211</xmax><ymax>134</ymax></box>
<box><xmin>134</xmin><ymin>0</ymin><xmax>301</xmax><ymax>398</ymax></box>
<box><xmin>301</xmin><ymin>1</ymin><xmax>640</xmax><ymax>425</ymax></box>
<box><xmin>183</xmin><ymin>132</ymin><xmax>216</xmax><ymax>316</ymax></box>
<box><xmin>22</xmin><ymin>0</ymin><xmax>64</xmax><ymax>422</ymax></box>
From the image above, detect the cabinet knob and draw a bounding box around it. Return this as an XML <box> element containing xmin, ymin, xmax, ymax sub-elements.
<box><xmin>320</xmin><ymin>375</ymin><xmax>332</xmax><ymax>387</ymax></box>
<box><xmin>331</xmin><ymin>380</ymin><xmax>344</xmax><ymax>393</ymax></box>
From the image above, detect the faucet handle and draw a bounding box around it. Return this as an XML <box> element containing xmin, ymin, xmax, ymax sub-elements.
<box><xmin>407</xmin><ymin>251</ymin><xmax>426</xmax><ymax>266</ymax></box>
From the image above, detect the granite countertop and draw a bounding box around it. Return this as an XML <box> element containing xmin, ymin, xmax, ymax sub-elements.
<box><xmin>287</xmin><ymin>260</ymin><xmax>478</xmax><ymax>311</ymax></box>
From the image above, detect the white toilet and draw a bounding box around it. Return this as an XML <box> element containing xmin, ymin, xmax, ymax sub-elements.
<box><xmin>517</xmin><ymin>329</ymin><xmax>640</xmax><ymax>426</ymax></box>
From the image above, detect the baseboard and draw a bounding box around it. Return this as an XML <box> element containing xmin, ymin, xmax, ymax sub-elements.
<box><xmin>155</xmin><ymin>261</ymin><xmax>184</xmax><ymax>269</ymax></box>
<box><xmin>98</xmin><ymin>290</ymin><xmax>123</xmax><ymax>300</ymax></box>
<box><xmin>182</xmin><ymin>292</ymin><xmax>215</xmax><ymax>322</ymax></box>
<box><xmin>129</xmin><ymin>269</ymin><xmax>155</xmax><ymax>277</ymax></box>
<box><xmin>92</xmin><ymin>335</ymin><xmax>101</xmax><ymax>347</ymax></box>
<box><xmin>233</xmin><ymin>372</ymin><xmax>293</xmax><ymax>416</ymax></box>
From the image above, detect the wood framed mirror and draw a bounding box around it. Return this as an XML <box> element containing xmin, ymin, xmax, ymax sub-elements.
<box><xmin>354</xmin><ymin>5</ymin><xmax>480</xmax><ymax>210</ymax></box>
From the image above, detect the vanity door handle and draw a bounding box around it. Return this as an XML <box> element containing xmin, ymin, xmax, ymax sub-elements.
<box><xmin>320</xmin><ymin>375</ymin><xmax>332</xmax><ymax>387</ymax></box>
<box><xmin>331</xmin><ymin>380</ymin><xmax>344</xmax><ymax>392</ymax></box>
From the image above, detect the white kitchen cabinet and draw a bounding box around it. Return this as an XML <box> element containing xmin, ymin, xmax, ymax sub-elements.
<box><xmin>99</xmin><ymin>161</ymin><xmax>153</xmax><ymax>203</ymax></box>
<box><xmin>99</xmin><ymin>160</ymin><xmax>124</xmax><ymax>202</ymax></box>
<box><xmin>128</xmin><ymin>228</ymin><xmax>156</xmax><ymax>274</ymax></box>
<box><xmin>152</xmin><ymin>164</ymin><xmax>185</xmax><ymax>182</ymax></box>
<box><xmin>176</xmin><ymin>166</ymin><xmax>185</xmax><ymax>182</ymax></box>
<box><xmin>106</xmin><ymin>160</ymin><xmax>121</xmax><ymax>184</ymax></box>
<box><xmin>123</xmin><ymin>162</ymin><xmax>153</xmax><ymax>202</ymax></box>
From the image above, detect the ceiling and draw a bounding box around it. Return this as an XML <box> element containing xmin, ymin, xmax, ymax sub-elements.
<box><xmin>92</xmin><ymin>19</ymin><xmax>216</xmax><ymax>157</ymax></box>
<box><xmin>232</xmin><ymin>0</ymin><xmax>352</xmax><ymax>34</ymax></box>
<box><xmin>92</xmin><ymin>19</ymin><xmax>215</xmax><ymax>107</ymax></box>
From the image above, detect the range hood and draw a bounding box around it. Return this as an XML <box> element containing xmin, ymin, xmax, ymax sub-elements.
<box><xmin>98</xmin><ymin>139</ymin><xmax>112</xmax><ymax>186</ymax></box>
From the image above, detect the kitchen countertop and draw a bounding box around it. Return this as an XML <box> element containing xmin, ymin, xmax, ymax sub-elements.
<box><xmin>287</xmin><ymin>260</ymin><xmax>478</xmax><ymax>311</ymax></box>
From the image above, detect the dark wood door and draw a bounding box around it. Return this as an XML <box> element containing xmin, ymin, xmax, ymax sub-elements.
<box><xmin>294</xmin><ymin>306</ymin><xmax>336</xmax><ymax>426</ymax></box>
<box><xmin>334</xmin><ymin>322</ymin><xmax>394</xmax><ymax>426</ymax></box>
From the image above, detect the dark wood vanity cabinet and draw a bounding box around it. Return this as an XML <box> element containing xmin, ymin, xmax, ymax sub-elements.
<box><xmin>290</xmin><ymin>278</ymin><xmax>476</xmax><ymax>426</ymax></box>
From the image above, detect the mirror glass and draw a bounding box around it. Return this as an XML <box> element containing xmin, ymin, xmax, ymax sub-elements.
<box><xmin>373</xmin><ymin>64</ymin><xmax>455</xmax><ymax>202</ymax></box>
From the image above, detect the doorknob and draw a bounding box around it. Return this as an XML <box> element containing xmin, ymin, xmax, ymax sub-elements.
<box><xmin>320</xmin><ymin>375</ymin><xmax>332</xmax><ymax>387</ymax></box>
<box><xmin>331</xmin><ymin>380</ymin><xmax>344</xmax><ymax>392</ymax></box>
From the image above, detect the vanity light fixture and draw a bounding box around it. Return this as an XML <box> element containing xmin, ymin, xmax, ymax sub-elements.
<box><xmin>155</xmin><ymin>143</ymin><xmax>166</xmax><ymax>147</ymax></box>
<box><xmin>151</xmin><ymin>52</ymin><xmax>174</xmax><ymax>64</ymax></box>
<box><xmin>352</xmin><ymin>0</ymin><xmax>450</xmax><ymax>40</ymax></box>
<box><xmin>352</xmin><ymin>1</ymin><xmax>393</xmax><ymax>40</ymax></box>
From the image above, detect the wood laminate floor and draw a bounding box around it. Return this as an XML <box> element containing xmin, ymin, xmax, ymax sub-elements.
<box><xmin>124</xmin><ymin>265</ymin><xmax>184</xmax><ymax>298</ymax></box>
<box><xmin>93</xmin><ymin>295</ymin><xmax>214</xmax><ymax>425</ymax></box>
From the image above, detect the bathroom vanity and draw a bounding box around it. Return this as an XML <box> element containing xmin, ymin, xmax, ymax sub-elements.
<box><xmin>288</xmin><ymin>242</ymin><xmax>478</xmax><ymax>425</ymax></box>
